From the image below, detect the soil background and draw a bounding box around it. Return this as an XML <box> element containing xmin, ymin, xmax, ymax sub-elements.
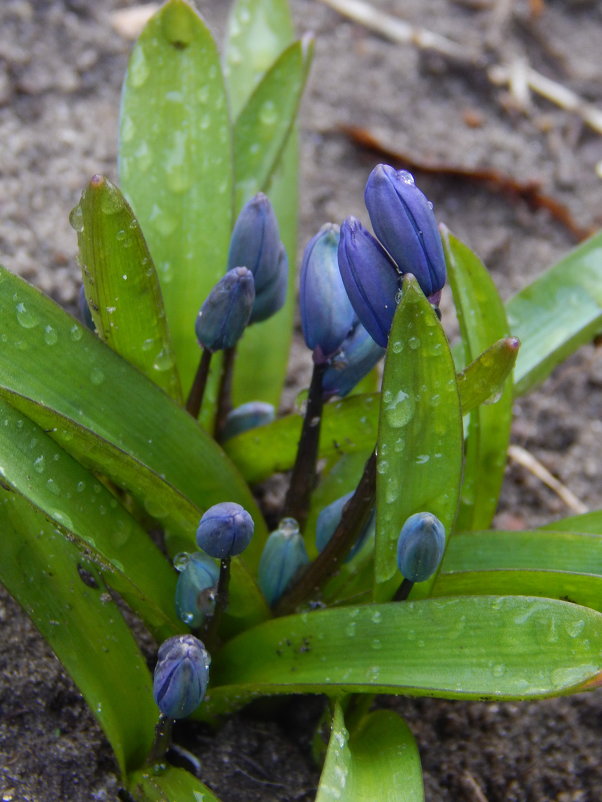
<box><xmin>1</xmin><ymin>0</ymin><xmax>601</xmax><ymax>800</ymax></box>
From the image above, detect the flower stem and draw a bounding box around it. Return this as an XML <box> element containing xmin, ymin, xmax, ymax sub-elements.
<box><xmin>186</xmin><ymin>348</ymin><xmax>212</xmax><ymax>419</ymax></box>
<box><xmin>283</xmin><ymin>362</ymin><xmax>327</xmax><ymax>531</ymax></box>
<box><xmin>214</xmin><ymin>346</ymin><xmax>236</xmax><ymax>440</ymax></box>
<box><xmin>393</xmin><ymin>577</ymin><xmax>414</xmax><ymax>601</ymax></box>
<box><xmin>275</xmin><ymin>449</ymin><xmax>376</xmax><ymax>615</ymax></box>
<box><xmin>146</xmin><ymin>714</ymin><xmax>173</xmax><ymax>766</ymax></box>
<box><xmin>201</xmin><ymin>556</ymin><xmax>231</xmax><ymax>652</ymax></box>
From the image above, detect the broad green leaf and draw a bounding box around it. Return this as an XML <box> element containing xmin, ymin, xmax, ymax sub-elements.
<box><xmin>0</xmin><ymin>266</ymin><xmax>268</xmax><ymax>566</ymax></box>
<box><xmin>508</xmin><ymin>230</ymin><xmax>602</xmax><ymax>396</ymax></box>
<box><xmin>119</xmin><ymin>0</ymin><xmax>233</xmax><ymax>395</ymax></box>
<box><xmin>317</xmin><ymin>702</ymin><xmax>424</xmax><ymax>802</ymax></box>
<box><xmin>233</xmin><ymin>37</ymin><xmax>312</xmax><ymax>213</ymax></box>
<box><xmin>226</xmin><ymin>0</ymin><xmax>301</xmax><ymax>409</ymax></box>
<box><xmin>225</xmin><ymin>340</ymin><xmax>513</xmax><ymax>485</ymax></box>
<box><xmin>434</xmin><ymin>529</ymin><xmax>602</xmax><ymax>610</ymax></box>
<box><xmin>444</xmin><ymin>228</ymin><xmax>514</xmax><ymax>531</ymax></box>
<box><xmin>539</xmin><ymin>510</ymin><xmax>602</xmax><ymax>535</ymax></box>
<box><xmin>0</xmin><ymin>396</ymin><xmax>181</xmax><ymax>641</ymax></box>
<box><xmin>128</xmin><ymin>765</ymin><xmax>222</xmax><ymax>801</ymax></box>
<box><xmin>375</xmin><ymin>276</ymin><xmax>463</xmax><ymax>599</ymax></box>
<box><xmin>0</xmin><ymin>491</ymin><xmax>155</xmax><ymax>775</ymax></box>
<box><xmin>74</xmin><ymin>175</ymin><xmax>181</xmax><ymax>402</ymax></box>
<box><xmin>202</xmin><ymin>597</ymin><xmax>602</xmax><ymax>717</ymax></box>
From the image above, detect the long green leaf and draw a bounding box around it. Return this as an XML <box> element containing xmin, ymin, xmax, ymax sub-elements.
<box><xmin>202</xmin><ymin>597</ymin><xmax>602</xmax><ymax>717</ymax></box>
<box><xmin>74</xmin><ymin>175</ymin><xmax>181</xmax><ymax>402</ymax></box>
<box><xmin>224</xmin><ymin>339</ymin><xmax>514</xmax><ymax>484</ymax></box>
<box><xmin>508</xmin><ymin>230</ymin><xmax>602</xmax><ymax>396</ymax></box>
<box><xmin>375</xmin><ymin>275</ymin><xmax>463</xmax><ymax>599</ymax></box>
<box><xmin>0</xmin><ymin>491</ymin><xmax>156</xmax><ymax>775</ymax></box>
<box><xmin>0</xmin><ymin>266</ymin><xmax>268</xmax><ymax>563</ymax></box>
<box><xmin>0</xmin><ymin>396</ymin><xmax>181</xmax><ymax>641</ymax></box>
<box><xmin>317</xmin><ymin>702</ymin><xmax>424</xmax><ymax>802</ymax></box>
<box><xmin>119</xmin><ymin>0</ymin><xmax>233</xmax><ymax>395</ymax></box>
<box><xmin>539</xmin><ymin>510</ymin><xmax>602</xmax><ymax>535</ymax></box>
<box><xmin>444</xmin><ymin>228</ymin><xmax>513</xmax><ymax>530</ymax></box>
<box><xmin>128</xmin><ymin>765</ymin><xmax>222</xmax><ymax>801</ymax></box>
<box><xmin>226</xmin><ymin>0</ymin><xmax>301</xmax><ymax>408</ymax></box>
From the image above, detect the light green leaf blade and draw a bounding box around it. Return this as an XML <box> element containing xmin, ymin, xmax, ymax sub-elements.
<box><xmin>0</xmin><ymin>396</ymin><xmax>181</xmax><ymax>641</ymax></box>
<box><xmin>434</xmin><ymin>529</ymin><xmax>602</xmax><ymax>610</ymax></box>
<box><xmin>74</xmin><ymin>175</ymin><xmax>181</xmax><ymax>402</ymax></box>
<box><xmin>203</xmin><ymin>597</ymin><xmax>602</xmax><ymax>717</ymax></box>
<box><xmin>128</xmin><ymin>765</ymin><xmax>222</xmax><ymax>801</ymax></box>
<box><xmin>375</xmin><ymin>275</ymin><xmax>463</xmax><ymax>598</ymax></box>
<box><xmin>119</xmin><ymin>0</ymin><xmax>233</xmax><ymax>395</ymax></box>
<box><xmin>443</xmin><ymin>228</ymin><xmax>514</xmax><ymax>531</ymax></box>
<box><xmin>456</xmin><ymin>336</ymin><xmax>519</xmax><ymax>414</ymax></box>
<box><xmin>0</xmin><ymin>266</ymin><xmax>268</xmax><ymax>565</ymax></box>
<box><xmin>508</xmin><ymin>230</ymin><xmax>602</xmax><ymax>396</ymax></box>
<box><xmin>0</xmin><ymin>491</ymin><xmax>155</xmax><ymax>775</ymax></box>
<box><xmin>226</xmin><ymin>0</ymin><xmax>300</xmax><ymax>408</ymax></box>
<box><xmin>539</xmin><ymin>510</ymin><xmax>602</xmax><ymax>535</ymax></box>
<box><xmin>317</xmin><ymin>702</ymin><xmax>424</xmax><ymax>802</ymax></box>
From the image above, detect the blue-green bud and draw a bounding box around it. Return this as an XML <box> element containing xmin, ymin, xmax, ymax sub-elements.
<box><xmin>78</xmin><ymin>285</ymin><xmax>95</xmax><ymax>331</ymax></box>
<box><xmin>153</xmin><ymin>634</ymin><xmax>210</xmax><ymax>719</ymax></box>
<box><xmin>258</xmin><ymin>518</ymin><xmax>310</xmax><ymax>605</ymax></box>
<box><xmin>221</xmin><ymin>401</ymin><xmax>276</xmax><ymax>441</ymax></box>
<box><xmin>195</xmin><ymin>267</ymin><xmax>255</xmax><ymax>352</ymax></box>
<box><xmin>175</xmin><ymin>552</ymin><xmax>219</xmax><ymax>627</ymax></box>
<box><xmin>322</xmin><ymin>320</ymin><xmax>385</xmax><ymax>398</ymax></box>
<box><xmin>315</xmin><ymin>492</ymin><xmax>375</xmax><ymax>561</ymax></box>
<box><xmin>396</xmin><ymin>512</ymin><xmax>445</xmax><ymax>583</ymax></box>
<box><xmin>196</xmin><ymin>501</ymin><xmax>254</xmax><ymax>559</ymax></box>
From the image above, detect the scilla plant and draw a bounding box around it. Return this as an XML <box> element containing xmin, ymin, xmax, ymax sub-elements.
<box><xmin>0</xmin><ymin>0</ymin><xmax>601</xmax><ymax>799</ymax></box>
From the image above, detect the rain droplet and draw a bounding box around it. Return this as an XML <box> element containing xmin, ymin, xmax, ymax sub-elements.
<box><xmin>259</xmin><ymin>99</ymin><xmax>277</xmax><ymax>126</ymax></box>
<box><xmin>15</xmin><ymin>303</ymin><xmax>38</xmax><ymax>329</ymax></box>
<box><xmin>129</xmin><ymin>46</ymin><xmax>150</xmax><ymax>88</ymax></box>
<box><xmin>173</xmin><ymin>552</ymin><xmax>191</xmax><ymax>572</ymax></box>
<box><xmin>68</xmin><ymin>204</ymin><xmax>84</xmax><ymax>232</ymax></box>
<box><xmin>69</xmin><ymin>324</ymin><xmax>83</xmax><ymax>342</ymax></box>
<box><xmin>33</xmin><ymin>455</ymin><xmax>45</xmax><ymax>474</ymax></box>
<box><xmin>43</xmin><ymin>325</ymin><xmax>58</xmax><ymax>345</ymax></box>
<box><xmin>384</xmin><ymin>389</ymin><xmax>414</xmax><ymax>428</ymax></box>
<box><xmin>90</xmin><ymin>368</ymin><xmax>105</xmax><ymax>386</ymax></box>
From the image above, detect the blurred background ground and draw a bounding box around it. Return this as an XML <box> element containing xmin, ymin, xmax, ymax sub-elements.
<box><xmin>0</xmin><ymin>0</ymin><xmax>601</xmax><ymax>799</ymax></box>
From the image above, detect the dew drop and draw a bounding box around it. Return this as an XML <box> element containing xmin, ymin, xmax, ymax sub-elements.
<box><xmin>69</xmin><ymin>324</ymin><xmax>83</xmax><ymax>342</ymax></box>
<box><xmin>33</xmin><ymin>455</ymin><xmax>45</xmax><ymax>474</ymax></box>
<box><xmin>173</xmin><ymin>552</ymin><xmax>191</xmax><ymax>572</ymax></box>
<box><xmin>384</xmin><ymin>389</ymin><xmax>414</xmax><ymax>428</ymax></box>
<box><xmin>15</xmin><ymin>303</ymin><xmax>38</xmax><ymax>329</ymax></box>
<box><xmin>408</xmin><ymin>336</ymin><xmax>420</xmax><ymax>350</ymax></box>
<box><xmin>43</xmin><ymin>325</ymin><xmax>58</xmax><ymax>345</ymax></box>
<box><xmin>259</xmin><ymin>99</ymin><xmax>277</xmax><ymax>126</ymax></box>
<box><xmin>68</xmin><ymin>204</ymin><xmax>84</xmax><ymax>232</ymax></box>
<box><xmin>90</xmin><ymin>368</ymin><xmax>105</xmax><ymax>386</ymax></box>
<box><xmin>129</xmin><ymin>46</ymin><xmax>150</xmax><ymax>88</ymax></box>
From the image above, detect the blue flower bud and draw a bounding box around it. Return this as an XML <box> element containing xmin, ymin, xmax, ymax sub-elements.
<box><xmin>175</xmin><ymin>552</ymin><xmax>219</xmax><ymax>627</ymax></box>
<box><xmin>228</xmin><ymin>194</ymin><xmax>288</xmax><ymax>324</ymax></box>
<box><xmin>258</xmin><ymin>518</ymin><xmax>309</xmax><ymax>605</ymax></box>
<box><xmin>153</xmin><ymin>634</ymin><xmax>210</xmax><ymax>719</ymax></box>
<box><xmin>338</xmin><ymin>217</ymin><xmax>402</xmax><ymax>348</ymax></box>
<box><xmin>196</xmin><ymin>501</ymin><xmax>254</xmax><ymax>559</ymax></box>
<box><xmin>364</xmin><ymin>164</ymin><xmax>446</xmax><ymax>299</ymax></box>
<box><xmin>315</xmin><ymin>492</ymin><xmax>375</xmax><ymax>561</ymax></box>
<box><xmin>249</xmin><ymin>243</ymin><xmax>288</xmax><ymax>324</ymax></box>
<box><xmin>396</xmin><ymin>512</ymin><xmax>446</xmax><ymax>583</ymax></box>
<box><xmin>322</xmin><ymin>319</ymin><xmax>385</xmax><ymax>398</ymax></box>
<box><xmin>300</xmin><ymin>223</ymin><xmax>356</xmax><ymax>363</ymax></box>
<box><xmin>221</xmin><ymin>401</ymin><xmax>276</xmax><ymax>441</ymax></box>
<box><xmin>195</xmin><ymin>267</ymin><xmax>255</xmax><ymax>352</ymax></box>
<box><xmin>78</xmin><ymin>285</ymin><xmax>95</xmax><ymax>332</ymax></box>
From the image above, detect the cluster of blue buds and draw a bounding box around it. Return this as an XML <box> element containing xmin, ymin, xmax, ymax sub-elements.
<box><xmin>315</xmin><ymin>492</ymin><xmax>375</xmax><ymax>561</ymax></box>
<box><xmin>338</xmin><ymin>164</ymin><xmax>447</xmax><ymax>347</ymax></box>
<box><xmin>196</xmin><ymin>501</ymin><xmax>255</xmax><ymax>559</ymax></box>
<box><xmin>153</xmin><ymin>634</ymin><xmax>210</xmax><ymax>719</ymax></box>
<box><xmin>227</xmin><ymin>193</ymin><xmax>288</xmax><ymax>324</ymax></box>
<box><xmin>258</xmin><ymin>518</ymin><xmax>309</xmax><ymax>606</ymax></box>
<box><xmin>396</xmin><ymin>511</ymin><xmax>446</xmax><ymax>583</ymax></box>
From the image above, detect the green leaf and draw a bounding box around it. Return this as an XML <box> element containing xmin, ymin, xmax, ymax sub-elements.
<box><xmin>128</xmin><ymin>765</ymin><xmax>222</xmax><ymax>801</ymax></box>
<box><xmin>443</xmin><ymin>228</ymin><xmax>514</xmax><ymax>531</ymax></box>
<box><xmin>232</xmin><ymin>37</ymin><xmax>312</xmax><ymax>213</ymax></box>
<box><xmin>0</xmin><ymin>491</ymin><xmax>156</xmax><ymax>775</ymax></box>
<box><xmin>119</xmin><ymin>0</ymin><xmax>233</xmax><ymax>395</ymax></box>
<box><xmin>434</xmin><ymin>528</ymin><xmax>602</xmax><ymax>610</ymax></box>
<box><xmin>224</xmin><ymin>341</ymin><xmax>509</xmax><ymax>485</ymax></box>
<box><xmin>74</xmin><ymin>175</ymin><xmax>181</xmax><ymax>402</ymax></box>
<box><xmin>507</xmin><ymin>230</ymin><xmax>602</xmax><ymax>396</ymax></box>
<box><xmin>0</xmin><ymin>396</ymin><xmax>181</xmax><ymax>641</ymax></box>
<box><xmin>226</xmin><ymin>0</ymin><xmax>301</xmax><ymax>409</ymax></box>
<box><xmin>317</xmin><ymin>702</ymin><xmax>424</xmax><ymax>802</ymax></box>
<box><xmin>203</xmin><ymin>597</ymin><xmax>602</xmax><ymax>717</ymax></box>
<box><xmin>539</xmin><ymin>510</ymin><xmax>602</xmax><ymax>535</ymax></box>
<box><xmin>375</xmin><ymin>275</ymin><xmax>463</xmax><ymax>599</ymax></box>
<box><xmin>0</xmin><ymin>266</ymin><xmax>268</xmax><ymax>566</ymax></box>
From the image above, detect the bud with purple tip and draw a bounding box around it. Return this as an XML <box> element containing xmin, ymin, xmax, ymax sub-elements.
<box><xmin>227</xmin><ymin>194</ymin><xmax>288</xmax><ymax>324</ymax></box>
<box><xmin>195</xmin><ymin>267</ymin><xmax>255</xmax><ymax>352</ymax></box>
<box><xmin>153</xmin><ymin>634</ymin><xmax>210</xmax><ymax>719</ymax></box>
<box><xmin>258</xmin><ymin>518</ymin><xmax>309</xmax><ymax>605</ymax></box>
<box><xmin>175</xmin><ymin>553</ymin><xmax>219</xmax><ymax>628</ymax></box>
<box><xmin>396</xmin><ymin>512</ymin><xmax>446</xmax><ymax>583</ymax></box>
<box><xmin>196</xmin><ymin>501</ymin><xmax>254</xmax><ymax>559</ymax></box>
<box><xmin>300</xmin><ymin>223</ymin><xmax>356</xmax><ymax>363</ymax></box>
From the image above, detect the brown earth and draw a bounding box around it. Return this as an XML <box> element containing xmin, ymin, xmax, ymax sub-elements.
<box><xmin>0</xmin><ymin>0</ymin><xmax>601</xmax><ymax>800</ymax></box>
